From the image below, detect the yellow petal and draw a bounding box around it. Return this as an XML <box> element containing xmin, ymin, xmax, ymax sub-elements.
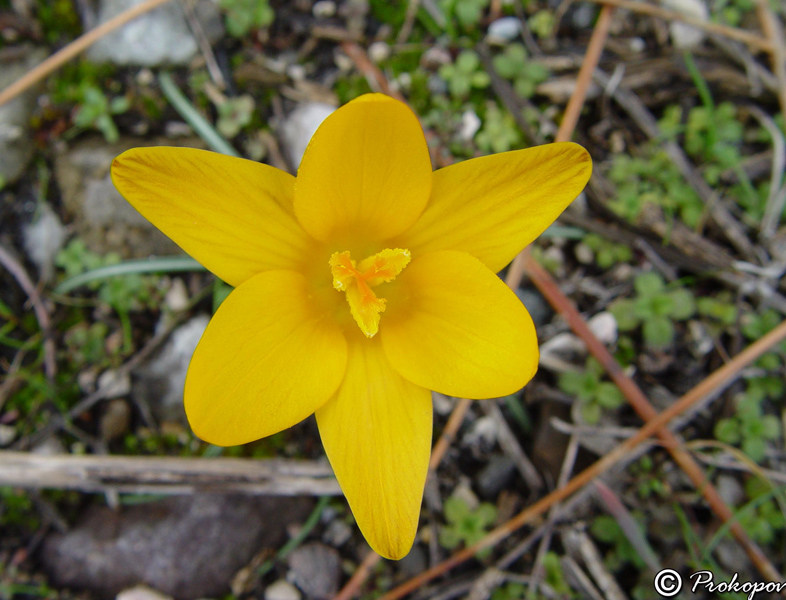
<box><xmin>396</xmin><ymin>143</ymin><xmax>591</xmax><ymax>273</ymax></box>
<box><xmin>185</xmin><ymin>270</ymin><xmax>347</xmax><ymax>446</ymax></box>
<box><xmin>294</xmin><ymin>94</ymin><xmax>432</xmax><ymax>243</ymax></box>
<box><xmin>316</xmin><ymin>336</ymin><xmax>432</xmax><ymax>560</ymax></box>
<box><xmin>112</xmin><ymin>147</ymin><xmax>313</xmax><ymax>287</ymax></box>
<box><xmin>382</xmin><ymin>251</ymin><xmax>537</xmax><ymax>398</ymax></box>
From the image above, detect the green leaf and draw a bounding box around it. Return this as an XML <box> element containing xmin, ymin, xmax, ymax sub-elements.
<box><xmin>609</xmin><ymin>299</ymin><xmax>639</xmax><ymax>331</ymax></box>
<box><xmin>667</xmin><ymin>289</ymin><xmax>695</xmax><ymax>320</ymax></box>
<box><xmin>596</xmin><ymin>382</ymin><xmax>624</xmax><ymax>408</ymax></box>
<box><xmin>642</xmin><ymin>316</ymin><xmax>675</xmax><ymax>347</ymax></box>
<box><xmin>761</xmin><ymin>415</ymin><xmax>781</xmax><ymax>440</ymax></box>
<box><xmin>714</xmin><ymin>418</ymin><xmax>740</xmax><ymax>444</ymax></box>
<box><xmin>444</xmin><ymin>495</ymin><xmax>470</xmax><ymax>523</ymax></box>
<box><xmin>634</xmin><ymin>272</ymin><xmax>665</xmax><ymax>297</ymax></box>
<box><xmin>581</xmin><ymin>401</ymin><xmax>601</xmax><ymax>425</ymax></box>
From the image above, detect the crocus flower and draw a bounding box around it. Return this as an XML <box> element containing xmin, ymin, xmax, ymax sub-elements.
<box><xmin>111</xmin><ymin>93</ymin><xmax>591</xmax><ymax>559</ymax></box>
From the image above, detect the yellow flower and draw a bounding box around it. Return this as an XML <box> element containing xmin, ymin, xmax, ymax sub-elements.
<box><xmin>111</xmin><ymin>93</ymin><xmax>591</xmax><ymax>560</ymax></box>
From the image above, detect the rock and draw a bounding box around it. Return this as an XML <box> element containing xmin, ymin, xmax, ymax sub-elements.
<box><xmin>462</xmin><ymin>415</ymin><xmax>498</xmax><ymax>450</ymax></box>
<box><xmin>420</xmin><ymin>46</ymin><xmax>452</xmax><ymax>69</ymax></box>
<box><xmin>279</xmin><ymin>103</ymin><xmax>336</xmax><ymax>169</ymax></box>
<box><xmin>23</xmin><ymin>203</ymin><xmax>68</xmax><ymax>282</ymax></box>
<box><xmin>312</xmin><ymin>1</ymin><xmax>337</xmax><ymax>18</ymax></box>
<box><xmin>716</xmin><ymin>474</ymin><xmax>745</xmax><ymax>507</ymax></box>
<box><xmin>265</xmin><ymin>580</ymin><xmax>301</xmax><ymax>600</ymax></box>
<box><xmin>98</xmin><ymin>369</ymin><xmax>132</xmax><ymax>398</ymax></box>
<box><xmin>368</xmin><ymin>41</ymin><xmax>391</xmax><ymax>63</ymax></box>
<box><xmin>87</xmin><ymin>0</ymin><xmax>222</xmax><ymax>66</ymax></box>
<box><xmin>397</xmin><ymin>544</ymin><xmax>427</xmax><ymax>577</ymax></box>
<box><xmin>321</xmin><ymin>518</ymin><xmax>352</xmax><ymax>548</ymax></box>
<box><xmin>487</xmin><ymin>17</ymin><xmax>521</xmax><ymax>43</ymax></box>
<box><xmin>0</xmin><ymin>46</ymin><xmax>47</xmax><ymax>186</ymax></box>
<box><xmin>133</xmin><ymin>315</ymin><xmax>210</xmax><ymax>424</ymax></box>
<box><xmin>660</xmin><ymin>0</ymin><xmax>708</xmax><ymax>49</ymax></box>
<box><xmin>539</xmin><ymin>311</ymin><xmax>617</xmax><ymax>372</ymax></box>
<box><xmin>117</xmin><ymin>585</ymin><xmax>174</xmax><ymax>600</ymax></box>
<box><xmin>458</xmin><ymin>110</ymin><xmax>481</xmax><ymax>141</ymax></box>
<box><xmin>163</xmin><ymin>278</ymin><xmax>189</xmax><ymax>312</ymax></box>
<box><xmin>0</xmin><ymin>424</ymin><xmax>16</xmax><ymax>447</ymax></box>
<box><xmin>99</xmin><ymin>398</ymin><xmax>131</xmax><ymax>442</ymax></box>
<box><xmin>41</xmin><ymin>495</ymin><xmax>314</xmax><ymax>600</ymax></box>
<box><xmin>55</xmin><ymin>137</ymin><xmax>204</xmax><ymax>258</ymax></box>
<box><xmin>286</xmin><ymin>542</ymin><xmax>341</xmax><ymax>600</ymax></box>
<box><xmin>476</xmin><ymin>454</ymin><xmax>516</xmax><ymax>499</ymax></box>
<box><xmin>516</xmin><ymin>287</ymin><xmax>552</xmax><ymax>328</ymax></box>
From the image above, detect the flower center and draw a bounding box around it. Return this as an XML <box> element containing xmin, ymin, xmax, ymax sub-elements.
<box><xmin>329</xmin><ymin>248</ymin><xmax>411</xmax><ymax>338</ymax></box>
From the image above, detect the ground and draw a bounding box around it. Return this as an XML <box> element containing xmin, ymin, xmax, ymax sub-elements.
<box><xmin>1</xmin><ymin>0</ymin><xmax>786</xmax><ymax>599</ymax></box>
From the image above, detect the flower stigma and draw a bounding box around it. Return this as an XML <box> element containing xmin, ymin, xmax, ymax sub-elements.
<box><xmin>329</xmin><ymin>248</ymin><xmax>411</xmax><ymax>337</ymax></box>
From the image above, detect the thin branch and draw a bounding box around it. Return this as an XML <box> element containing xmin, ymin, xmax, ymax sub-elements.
<box><xmin>0</xmin><ymin>244</ymin><xmax>55</xmax><ymax>382</ymax></box>
<box><xmin>0</xmin><ymin>452</ymin><xmax>340</xmax><ymax>496</ymax></box>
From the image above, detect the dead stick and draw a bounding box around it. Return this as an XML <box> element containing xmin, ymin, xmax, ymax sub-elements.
<box><xmin>379</xmin><ymin>318</ymin><xmax>786</xmax><ymax>600</ymax></box>
<box><xmin>0</xmin><ymin>451</ymin><xmax>341</xmax><ymax>496</ymax></box>
<box><xmin>0</xmin><ymin>0</ymin><xmax>175</xmax><ymax>108</ymax></box>
<box><xmin>556</xmin><ymin>5</ymin><xmax>612</xmax><ymax>142</ymax></box>
<box><xmin>586</xmin><ymin>0</ymin><xmax>772</xmax><ymax>52</ymax></box>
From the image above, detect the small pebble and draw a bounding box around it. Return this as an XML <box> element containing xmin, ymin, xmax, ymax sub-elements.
<box><xmin>487</xmin><ymin>17</ymin><xmax>521</xmax><ymax>43</ymax></box>
<box><xmin>265</xmin><ymin>580</ymin><xmax>301</xmax><ymax>600</ymax></box>
<box><xmin>100</xmin><ymin>399</ymin><xmax>131</xmax><ymax>442</ymax></box>
<box><xmin>287</xmin><ymin>64</ymin><xmax>307</xmax><ymax>82</ymax></box>
<box><xmin>476</xmin><ymin>455</ymin><xmax>516</xmax><ymax>499</ymax></box>
<box><xmin>116</xmin><ymin>586</ymin><xmax>173</xmax><ymax>600</ymax></box>
<box><xmin>287</xmin><ymin>543</ymin><xmax>341</xmax><ymax>600</ymax></box>
<box><xmin>574</xmin><ymin>241</ymin><xmax>594</xmax><ymax>265</ymax></box>
<box><xmin>164</xmin><ymin>278</ymin><xmax>189</xmax><ymax>312</ymax></box>
<box><xmin>0</xmin><ymin>424</ymin><xmax>16</xmax><ymax>447</ymax></box>
<box><xmin>312</xmin><ymin>0</ymin><xmax>337</xmax><ymax>19</ymax></box>
<box><xmin>322</xmin><ymin>519</ymin><xmax>352</xmax><ymax>547</ymax></box>
<box><xmin>459</xmin><ymin>110</ymin><xmax>481</xmax><ymax>141</ymax></box>
<box><xmin>368</xmin><ymin>41</ymin><xmax>390</xmax><ymax>63</ymax></box>
<box><xmin>98</xmin><ymin>369</ymin><xmax>131</xmax><ymax>398</ymax></box>
<box><xmin>420</xmin><ymin>46</ymin><xmax>451</xmax><ymax>69</ymax></box>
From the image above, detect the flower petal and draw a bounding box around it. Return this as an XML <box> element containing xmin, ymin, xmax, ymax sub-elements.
<box><xmin>294</xmin><ymin>94</ymin><xmax>432</xmax><ymax>243</ymax></box>
<box><xmin>316</xmin><ymin>336</ymin><xmax>432</xmax><ymax>560</ymax></box>
<box><xmin>382</xmin><ymin>251</ymin><xmax>537</xmax><ymax>398</ymax></box>
<box><xmin>112</xmin><ymin>147</ymin><xmax>313</xmax><ymax>287</ymax></box>
<box><xmin>185</xmin><ymin>270</ymin><xmax>347</xmax><ymax>446</ymax></box>
<box><xmin>397</xmin><ymin>143</ymin><xmax>591</xmax><ymax>273</ymax></box>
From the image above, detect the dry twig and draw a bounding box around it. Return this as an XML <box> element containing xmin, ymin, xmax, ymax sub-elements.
<box><xmin>0</xmin><ymin>452</ymin><xmax>340</xmax><ymax>496</ymax></box>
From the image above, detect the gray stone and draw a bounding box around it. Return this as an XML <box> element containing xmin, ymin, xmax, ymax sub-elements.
<box><xmin>516</xmin><ymin>287</ymin><xmax>552</xmax><ymax>328</ymax></box>
<box><xmin>321</xmin><ymin>518</ymin><xmax>352</xmax><ymax>548</ymax></box>
<box><xmin>287</xmin><ymin>542</ymin><xmax>341</xmax><ymax>600</ymax></box>
<box><xmin>54</xmin><ymin>137</ymin><xmax>201</xmax><ymax>258</ymax></box>
<box><xmin>0</xmin><ymin>46</ymin><xmax>47</xmax><ymax>186</ymax></box>
<box><xmin>116</xmin><ymin>586</ymin><xmax>173</xmax><ymax>600</ymax></box>
<box><xmin>487</xmin><ymin>17</ymin><xmax>521</xmax><ymax>43</ymax></box>
<box><xmin>23</xmin><ymin>202</ymin><xmax>67</xmax><ymax>282</ymax></box>
<box><xmin>279</xmin><ymin>103</ymin><xmax>336</xmax><ymax>169</ymax></box>
<box><xmin>476</xmin><ymin>454</ymin><xmax>516</xmax><ymax>499</ymax></box>
<box><xmin>265</xmin><ymin>580</ymin><xmax>301</xmax><ymax>600</ymax></box>
<box><xmin>133</xmin><ymin>315</ymin><xmax>210</xmax><ymax>424</ymax></box>
<box><xmin>87</xmin><ymin>0</ymin><xmax>222</xmax><ymax>66</ymax></box>
<box><xmin>41</xmin><ymin>494</ymin><xmax>314</xmax><ymax>600</ymax></box>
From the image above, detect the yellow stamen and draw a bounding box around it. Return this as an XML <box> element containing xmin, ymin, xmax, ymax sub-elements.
<box><xmin>329</xmin><ymin>248</ymin><xmax>411</xmax><ymax>337</ymax></box>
